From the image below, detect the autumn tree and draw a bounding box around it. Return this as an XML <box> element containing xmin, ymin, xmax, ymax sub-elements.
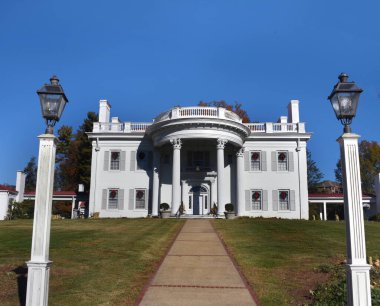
<box><xmin>335</xmin><ymin>140</ymin><xmax>380</xmax><ymax>194</ymax></box>
<box><xmin>198</xmin><ymin>100</ymin><xmax>251</xmax><ymax>123</ymax></box>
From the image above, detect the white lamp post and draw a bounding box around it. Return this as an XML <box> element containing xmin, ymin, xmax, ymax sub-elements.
<box><xmin>26</xmin><ymin>76</ymin><xmax>68</xmax><ymax>306</ymax></box>
<box><xmin>328</xmin><ymin>73</ymin><xmax>371</xmax><ymax>305</ymax></box>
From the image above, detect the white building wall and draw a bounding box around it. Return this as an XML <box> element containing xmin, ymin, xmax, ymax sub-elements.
<box><xmin>90</xmin><ymin>139</ymin><xmax>153</xmax><ymax>218</ymax></box>
<box><xmin>242</xmin><ymin>140</ymin><xmax>308</xmax><ymax>219</ymax></box>
<box><xmin>0</xmin><ymin>192</ymin><xmax>9</xmax><ymax>220</ymax></box>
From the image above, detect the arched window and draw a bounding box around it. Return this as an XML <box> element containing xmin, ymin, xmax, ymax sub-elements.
<box><xmin>189</xmin><ymin>186</ymin><xmax>207</xmax><ymax>193</ymax></box>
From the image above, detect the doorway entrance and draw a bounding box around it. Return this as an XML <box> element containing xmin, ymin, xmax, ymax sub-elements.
<box><xmin>189</xmin><ymin>185</ymin><xmax>209</xmax><ymax>215</ymax></box>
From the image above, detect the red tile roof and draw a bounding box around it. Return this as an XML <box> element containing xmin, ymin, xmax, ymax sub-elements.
<box><xmin>0</xmin><ymin>184</ymin><xmax>17</xmax><ymax>193</ymax></box>
<box><xmin>309</xmin><ymin>193</ymin><xmax>372</xmax><ymax>199</ymax></box>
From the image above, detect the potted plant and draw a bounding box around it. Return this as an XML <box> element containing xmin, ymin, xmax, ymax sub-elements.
<box><xmin>160</xmin><ymin>203</ymin><xmax>171</xmax><ymax>219</ymax></box>
<box><xmin>224</xmin><ymin>203</ymin><xmax>236</xmax><ymax>219</ymax></box>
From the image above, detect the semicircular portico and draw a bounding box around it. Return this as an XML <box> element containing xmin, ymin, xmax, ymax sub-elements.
<box><xmin>147</xmin><ymin>108</ymin><xmax>250</xmax><ymax>147</ymax></box>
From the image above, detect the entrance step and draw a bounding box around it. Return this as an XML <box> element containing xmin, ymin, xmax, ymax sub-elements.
<box><xmin>172</xmin><ymin>214</ymin><xmax>222</xmax><ymax>219</ymax></box>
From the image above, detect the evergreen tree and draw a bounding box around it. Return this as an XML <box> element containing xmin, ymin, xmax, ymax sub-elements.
<box><xmin>23</xmin><ymin>157</ymin><xmax>37</xmax><ymax>191</ymax></box>
<box><xmin>307</xmin><ymin>149</ymin><xmax>324</xmax><ymax>190</ymax></box>
<box><xmin>58</xmin><ymin>112</ymin><xmax>98</xmax><ymax>191</ymax></box>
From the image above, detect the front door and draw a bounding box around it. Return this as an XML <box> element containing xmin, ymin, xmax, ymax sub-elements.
<box><xmin>193</xmin><ymin>193</ymin><xmax>200</xmax><ymax>215</ymax></box>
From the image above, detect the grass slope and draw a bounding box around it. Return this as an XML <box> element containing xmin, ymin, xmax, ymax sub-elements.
<box><xmin>0</xmin><ymin>219</ymin><xmax>183</xmax><ymax>306</ymax></box>
<box><xmin>213</xmin><ymin>219</ymin><xmax>380</xmax><ymax>306</ymax></box>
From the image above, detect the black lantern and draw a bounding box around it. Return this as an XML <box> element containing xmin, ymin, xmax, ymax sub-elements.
<box><xmin>37</xmin><ymin>75</ymin><xmax>68</xmax><ymax>134</ymax></box>
<box><xmin>328</xmin><ymin>73</ymin><xmax>363</xmax><ymax>133</ymax></box>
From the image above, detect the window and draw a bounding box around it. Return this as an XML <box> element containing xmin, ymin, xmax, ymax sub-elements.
<box><xmin>279</xmin><ymin>190</ymin><xmax>289</xmax><ymax>210</ymax></box>
<box><xmin>189</xmin><ymin>195</ymin><xmax>192</xmax><ymax>209</ymax></box>
<box><xmin>186</xmin><ymin>151</ymin><xmax>210</xmax><ymax>170</ymax></box>
<box><xmin>108</xmin><ymin>189</ymin><xmax>118</xmax><ymax>209</ymax></box>
<box><xmin>277</xmin><ymin>151</ymin><xmax>288</xmax><ymax>171</ymax></box>
<box><xmin>110</xmin><ymin>152</ymin><xmax>120</xmax><ymax>170</ymax></box>
<box><xmin>250</xmin><ymin>151</ymin><xmax>261</xmax><ymax>171</ymax></box>
<box><xmin>251</xmin><ymin>190</ymin><xmax>262</xmax><ymax>210</ymax></box>
<box><xmin>135</xmin><ymin>189</ymin><xmax>146</xmax><ymax>209</ymax></box>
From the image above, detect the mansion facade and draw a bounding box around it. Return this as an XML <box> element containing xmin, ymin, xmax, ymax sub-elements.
<box><xmin>88</xmin><ymin>100</ymin><xmax>311</xmax><ymax>219</ymax></box>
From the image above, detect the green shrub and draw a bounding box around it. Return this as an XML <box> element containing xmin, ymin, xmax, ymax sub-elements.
<box><xmin>160</xmin><ymin>203</ymin><xmax>170</xmax><ymax>211</ymax></box>
<box><xmin>7</xmin><ymin>201</ymin><xmax>34</xmax><ymax>219</ymax></box>
<box><xmin>370</xmin><ymin>214</ymin><xmax>380</xmax><ymax>222</ymax></box>
<box><xmin>311</xmin><ymin>262</ymin><xmax>380</xmax><ymax>305</ymax></box>
<box><xmin>225</xmin><ymin>203</ymin><xmax>234</xmax><ymax>212</ymax></box>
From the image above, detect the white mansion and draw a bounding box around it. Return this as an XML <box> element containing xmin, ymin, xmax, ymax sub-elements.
<box><xmin>88</xmin><ymin>100</ymin><xmax>311</xmax><ymax>219</ymax></box>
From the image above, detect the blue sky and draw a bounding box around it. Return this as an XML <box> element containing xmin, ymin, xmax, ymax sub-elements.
<box><xmin>1</xmin><ymin>0</ymin><xmax>380</xmax><ymax>185</ymax></box>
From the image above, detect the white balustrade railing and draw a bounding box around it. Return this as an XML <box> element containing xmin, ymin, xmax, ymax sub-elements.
<box><xmin>153</xmin><ymin>106</ymin><xmax>243</xmax><ymax>123</ymax></box>
<box><xmin>179</xmin><ymin>107</ymin><xmax>218</xmax><ymax>117</ymax></box>
<box><xmin>93</xmin><ymin>122</ymin><xmax>151</xmax><ymax>133</ymax></box>
<box><xmin>92</xmin><ymin>107</ymin><xmax>306</xmax><ymax>134</ymax></box>
<box><xmin>245</xmin><ymin>122</ymin><xmax>305</xmax><ymax>133</ymax></box>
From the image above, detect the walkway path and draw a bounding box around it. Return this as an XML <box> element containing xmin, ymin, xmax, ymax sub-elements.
<box><xmin>138</xmin><ymin>219</ymin><xmax>258</xmax><ymax>306</ymax></box>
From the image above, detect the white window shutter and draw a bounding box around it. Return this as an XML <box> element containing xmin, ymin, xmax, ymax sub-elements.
<box><xmin>120</xmin><ymin>151</ymin><xmax>126</xmax><ymax>171</ymax></box>
<box><xmin>289</xmin><ymin>152</ymin><xmax>294</xmax><ymax>172</ymax></box>
<box><xmin>272</xmin><ymin>190</ymin><xmax>278</xmax><ymax>211</ymax></box>
<box><xmin>262</xmin><ymin>190</ymin><xmax>268</xmax><ymax>211</ymax></box>
<box><xmin>245</xmin><ymin>190</ymin><xmax>251</xmax><ymax>211</ymax></box>
<box><xmin>130</xmin><ymin>151</ymin><xmax>136</xmax><ymax>171</ymax></box>
<box><xmin>271</xmin><ymin>152</ymin><xmax>277</xmax><ymax>171</ymax></box>
<box><xmin>290</xmin><ymin>190</ymin><xmax>296</xmax><ymax>211</ymax></box>
<box><xmin>145</xmin><ymin>189</ymin><xmax>148</xmax><ymax>210</ymax></box>
<box><xmin>261</xmin><ymin>152</ymin><xmax>267</xmax><ymax>171</ymax></box>
<box><xmin>102</xmin><ymin>189</ymin><xmax>107</xmax><ymax>210</ymax></box>
<box><xmin>244</xmin><ymin>151</ymin><xmax>250</xmax><ymax>171</ymax></box>
<box><xmin>104</xmin><ymin>151</ymin><xmax>109</xmax><ymax>171</ymax></box>
<box><xmin>129</xmin><ymin>189</ymin><xmax>134</xmax><ymax>210</ymax></box>
<box><xmin>118</xmin><ymin>189</ymin><xmax>124</xmax><ymax>210</ymax></box>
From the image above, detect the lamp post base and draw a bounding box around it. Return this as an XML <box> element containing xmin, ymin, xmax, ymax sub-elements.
<box><xmin>346</xmin><ymin>264</ymin><xmax>372</xmax><ymax>306</ymax></box>
<box><xmin>26</xmin><ymin>261</ymin><xmax>52</xmax><ymax>306</ymax></box>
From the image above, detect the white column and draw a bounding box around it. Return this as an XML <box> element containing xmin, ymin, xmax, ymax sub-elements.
<box><xmin>170</xmin><ymin>139</ymin><xmax>182</xmax><ymax>215</ymax></box>
<box><xmin>236</xmin><ymin>148</ymin><xmax>244</xmax><ymax>216</ymax></box>
<box><xmin>323</xmin><ymin>201</ymin><xmax>327</xmax><ymax>221</ymax></box>
<box><xmin>338</xmin><ymin>133</ymin><xmax>371</xmax><ymax>306</ymax></box>
<box><xmin>26</xmin><ymin>134</ymin><xmax>56</xmax><ymax>306</ymax></box>
<box><xmin>71</xmin><ymin>197</ymin><xmax>75</xmax><ymax>219</ymax></box>
<box><xmin>217</xmin><ymin>139</ymin><xmax>228</xmax><ymax>216</ymax></box>
<box><xmin>89</xmin><ymin>140</ymin><xmax>99</xmax><ymax>216</ymax></box>
<box><xmin>210</xmin><ymin>178</ymin><xmax>217</xmax><ymax>209</ymax></box>
<box><xmin>181</xmin><ymin>180</ymin><xmax>186</xmax><ymax>213</ymax></box>
<box><xmin>152</xmin><ymin>150</ymin><xmax>160</xmax><ymax>217</ymax></box>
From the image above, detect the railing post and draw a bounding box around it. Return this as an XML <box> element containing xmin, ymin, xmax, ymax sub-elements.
<box><xmin>124</xmin><ymin>122</ymin><xmax>131</xmax><ymax>133</ymax></box>
<box><xmin>171</xmin><ymin>107</ymin><xmax>180</xmax><ymax>119</ymax></box>
<box><xmin>266</xmin><ymin>122</ymin><xmax>273</xmax><ymax>133</ymax></box>
<box><xmin>218</xmin><ymin>107</ymin><xmax>226</xmax><ymax>119</ymax></box>
<box><xmin>298</xmin><ymin>123</ymin><xmax>305</xmax><ymax>133</ymax></box>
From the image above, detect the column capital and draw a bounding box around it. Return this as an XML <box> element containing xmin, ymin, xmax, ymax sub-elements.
<box><xmin>236</xmin><ymin>147</ymin><xmax>245</xmax><ymax>157</ymax></box>
<box><xmin>217</xmin><ymin>138</ymin><xmax>228</xmax><ymax>149</ymax></box>
<box><xmin>170</xmin><ymin>138</ymin><xmax>182</xmax><ymax>150</ymax></box>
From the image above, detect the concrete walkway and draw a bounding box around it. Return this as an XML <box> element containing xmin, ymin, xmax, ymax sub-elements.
<box><xmin>138</xmin><ymin>219</ymin><xmax>258</xmax><ymax>306</ymax></box>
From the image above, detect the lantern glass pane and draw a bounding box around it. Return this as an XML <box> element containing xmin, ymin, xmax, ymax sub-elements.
<box><xmin>39</xmin><ymin>93</ymin><xmax>66</xmax><ymax>120</ymax></box>
<box><xmin>330</xmin><ymin>93</ymin><xmax>340</xmax><ymax>117</ymax></box>
<box><xmin>338</xmin><ymin>93</ymin><xmax>353</xmax><ymax>117</ymax></box>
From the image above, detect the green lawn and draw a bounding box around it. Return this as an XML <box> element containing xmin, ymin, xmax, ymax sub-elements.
<box><xmin>213</xmin><ymin>219</ymin><xmax>380</xmax><ymax>305</ymax></box>
<box><xmin>0</xmin><ymin>219</ymin><xmax>183</xmax><ymax>306</ymax></box>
